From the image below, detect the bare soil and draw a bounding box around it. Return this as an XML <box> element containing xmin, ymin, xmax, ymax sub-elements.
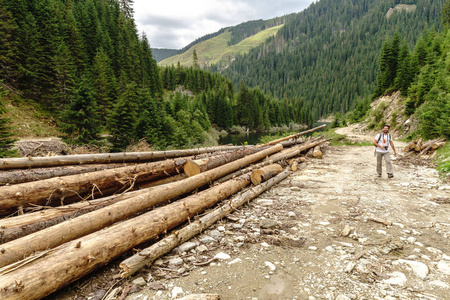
<box><xmin>47</xmin><ymin>127</ymin><xmax>450</xmax><ymax>300</ymax></box>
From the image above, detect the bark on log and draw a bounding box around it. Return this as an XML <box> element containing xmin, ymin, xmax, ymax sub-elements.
<box><xmin>250</xmin><ymin>164</ymin><xmax>283</xmax><ymax>185</ymax></box>
<box><xmin>0</xmin><ymin>172</ymin><xmax>259</xmax><ymax>300</ymax></box>
<box><xmin>0</xmin><ymin>189</ymin><xmax>146</xmax><ymax>244</ymax></box>
<box><xmin>404</xmin><ymin>141</ymin><xmax>416</xmax><ymax>152</ymax></box>
<box><xmin>261</xmin><ymin>124</ymin><xmax>326</xmax><ymax>146</ymax></box>
<box><xmin>0</xmin><ymin>163</ymin><xmax>129</xmax><ymax>186</ymax></box>
<box><xmin>183</xmin><ymin>147</ymin><xmax>262</xmax><ymax>177</ymax></box>
<box><xmin>0</xmin><ymin>146</ymin><xmax>248</xmax><ymax>170</ymax></box>
<box><xmin>119</xmin><ymin>170</ymin><xmax>289</xmax><ymax>277</ymax></box>
<box><xmin>0</xmin><ymin>144</ymin><xmax>283</xmax><ymax>268</ymax></box>
<box><xmin>0</xmin><ymin>158</ymin><xmax>192</xmax><ymax>215</ymax></box>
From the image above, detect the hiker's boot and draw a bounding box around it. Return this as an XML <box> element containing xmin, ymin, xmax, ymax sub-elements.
<box><xmin>388</xmin><ymin>173</ymin><xmax>394</xmax><ymax>178</ymax></box>
<box><xmin>377</xmin><ymin>174</ymin><xmax>382</xmax><ymax>178</ymax></box>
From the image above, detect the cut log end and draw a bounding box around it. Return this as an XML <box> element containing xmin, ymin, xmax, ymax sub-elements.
<box><xmin>250</xmin><ymin>170</ymin><xmax>265</xmax><ymax>185</ymax></box>
<box><xmin>184</xmin><ymin>160</ymin><xmax>201</xmax><ymax>177</ymax></box>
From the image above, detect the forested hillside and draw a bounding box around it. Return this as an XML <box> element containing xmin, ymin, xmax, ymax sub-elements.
<box><xmin>371</xmin><ymin>7</ymin><xmax>450</xmax><ymax>139</ymax></box>
<box><xmin>0</xmin><ymin>0</ymin><xmax>313</xmax><ymax>156</ymax></box>
<box><xmin>216</xmin><ymin>0</ymin><xmax>444</xmax><ymax>119</ymax></box>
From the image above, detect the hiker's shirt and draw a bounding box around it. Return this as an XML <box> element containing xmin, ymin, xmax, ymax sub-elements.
<box><xmin>375</xmin><ymin>133</ymin><xmax>391</xmax><ymax>154</ymax></box>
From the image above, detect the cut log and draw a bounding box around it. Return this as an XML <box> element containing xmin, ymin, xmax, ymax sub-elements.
<box><xmin>0</xmin><ymin>163</ymin><xmax>129</xmax><ymax>186</ymax></box>
<box><xmin>404</xmin><ymin>141</ymin><xmax>416</xmax><ymax>152</ymax></box>
<box><xmin>290</xmin><ymin>157</ymin><xmax>306</xmax><ymax>171</ymax></box>
<box><xmin>414</xmin><ymin>138</ymin><xmax>423</xmax><ymax>152</ymax></box>
<box><xmin>0</xmin><ymin>157</ymin><xmax>194</xmax><ymax>215</ymax></box>
<box><xmin>0</xmin><ymin>145</ymin><xmax>248</xmax><ymax>170</ymax></box>
<box><xmin>0</xmin><ymin>144</ymin><xmax>283</xmax><ymax>268</ymax></box>
<box><xmin>313</xmin><ymin>146</ymin><xmax>323</xmax><ymax>159</ymax></box>
<box><xmin>119</xmin><ymin>170</ymin><xmax>289</xmax><ymax>277</ymax></box>
<box><xmin>183</xmin><ymin>147</ymin><xmax>262</xmax><ymax>177</ymax></box>
<box><xmin>250</xmin><ymin>164</ymin><xmax>283</xmax><ymax>185</ymax></box>
<box><xmin>261</xmin><ymin>124</ymin><xmax>326</xmax><ymax>146</ymax></box>
<box><xmin>0</xmin><ymin>171</ymin><xmax>259</xmax><ymax>300</ymax></box>
<box><xmin>0</xmin><ymin>189</ymin><xmax>146</xmax><ymax>244</ymax></box>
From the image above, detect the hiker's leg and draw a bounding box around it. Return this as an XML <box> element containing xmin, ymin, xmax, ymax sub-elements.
<box><xmin>385</xmin><ymin>152</ymin><xmax>393</xmax><ymax>175</ymax></box>
<box><xmin>376</xmin><ymin>152</ymin><xmax>382</xmax><ymax>176</ymax></box>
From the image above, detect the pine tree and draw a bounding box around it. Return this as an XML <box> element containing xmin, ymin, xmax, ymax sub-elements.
<box><xmin>0</xmin><ymin>2</ymin><xmax>18</xmax><ymax>85</ymax></box>
<box><xmin>192</xmin><ymin>50</ymin><xmax>199</xmax><ymax>68</ymax></box>
<box><xmin>108</xmin><ymin>82</ymin><xmax>137</xmax><ymax>151</ymax></box>
<box><xmin>59</xmin><ymin>78</ymin><xmax>101</xmax><ymax>144</ymax></box>
<box><xmin>0</xmin><ymin>85</ymin><xmax>17</xmax><ymax>158</ymax></box>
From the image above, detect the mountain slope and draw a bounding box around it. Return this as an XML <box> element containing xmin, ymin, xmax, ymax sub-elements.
<box><xmin>159</xmin><ymin>25</ymin><xmax>284</xmax><ymax>68</ymax></box>
<box><xmin>218</xmin><ymin>0</ymin><xmax>444</xmax><ymax>119</ymax></box>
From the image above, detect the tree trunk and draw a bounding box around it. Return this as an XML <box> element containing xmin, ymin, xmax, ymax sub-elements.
<box><xmin>0</xmin><ymin>144</ymin><xmax>283</xmax><ymax>268</ymax></box>
<box><xmin>183</xmin><ymin>147</ymin><xmax>262</xmax><ymax>177</ymax></box>
<box><xmin>0</xmin><ymin>172</ymin><xmax>258</xmax><ymax>300</ymax></box>
<box><xmin>261</xmin><ymin>124</ymin><xmax>326</xmax><ymax>146</ymax></box>
<box><xmin>0</xmin><ymin>157</ymin><xmax>193</xmax><ymax>215</ymax></box>
<box><xmin>0</xmin><ymin>163</ymin><xmax>130</xmax><ymax>186</ymax></box>
<box><xmin>0</xmin><ymin>189</ymin><xmax>146</xmax><ymax>244</ymax></box>
<box><xmin>119</xmin><ymin>170</ymin><xmax>289</xmax><ymax>277</ymax></box>
<box><xmin>0</xmin><ymin>146</ymin><xmax>248</xmax><ymax>170</ymax></box>
<box><xmin>250</xmin><ymin>164</ymin><xmax>283</xmax><ymax>185</ymax></box>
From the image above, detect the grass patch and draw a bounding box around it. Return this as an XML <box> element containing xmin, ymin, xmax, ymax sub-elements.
<box><xmin>5</xmin><ymin>95</ymin><xmax>61</xmax><ymax>138</ymax></box>
<box><xmin>313</xmin><ymin>129</ymin><xmax>373</xmax><ymax>146</ymax></box>
<box><xmin>435</xmin><ymin>142</ymin><xmax>450</xmax><ymax>177</ymax></box>
<box><xmin>258</xmin><ymin>131</ymin><xmax>296</xmax><ymax>144</ymax></box>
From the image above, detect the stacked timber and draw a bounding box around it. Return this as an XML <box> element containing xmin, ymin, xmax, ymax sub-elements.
<box><xmin>403</xmin><ymin>138</ymin><xmax>446</xmax><ymax>158</ymax></box>
<box><xmin>0</xmin><ymin>125</ymin><xmax>330</xmax><ymax>300</ymax></box>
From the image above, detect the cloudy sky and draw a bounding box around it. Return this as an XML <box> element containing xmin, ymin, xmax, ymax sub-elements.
<box><xmin>133</xmin><ymin>0</ymin><xmax>316</xmax><ymax>49</ymax></box>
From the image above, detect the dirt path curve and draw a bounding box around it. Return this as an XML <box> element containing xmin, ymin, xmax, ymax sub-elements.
<box><xmin>121</xmin><ymin>128</ymin><xmax>450</xmax><ymax>300</ymax></box>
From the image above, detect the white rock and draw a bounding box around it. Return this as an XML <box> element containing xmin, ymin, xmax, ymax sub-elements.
<box><xmin>325</xmin><ymin>246</ymin><xmax>336</xmax><ymax>253</ymax></box>
<box><xmin>209</xmin><ymin>230</ymin><xmax>223</xmax><ymax>239</ymax></box>
<box><xmin>177</xmin><ymin>242</ymin><xmax>198</xmax><ymax>254</ymax></box>
<box><xmin>256</xmin><ymin>199</ymin><xmax>274</xmax><ymax>206</ymax></box>
<box><xmin>171</xmin><ymin>287</ymin><xmax>183</xmax><ymax>299</ymax></box>
<box><xmin>344</xmin><ymin>261</ymin><xmax>356</xmax><ymax>273</ymax></box>
<box><xmin>214</xmin><ymin>252</ymin><xmax>231</xmax><ymax>260</ymax></box>
<box><xmin>132</xmin><ymin>277</ymin><xmax>147</xmax><ymax>286</ymax></box>
<box><xmin>217</xmin><ymin>226</ymin><xmax>226</xmax><ymax>232</ymax></box>
<box><xmin>319</xmin><ymin>221</ymin><xmax>331</xmax><ymax>226</ymax></box>
<box><xmin>430</xmin><ymin>280</ymin><xmax>449</xmax><ymax>288</ymax></box>
<box><xmin>397</xmin><ymin>259</ymin><xmax>429</xmax><ymax>279</ymax></box>
<box><xmin>442</xmin><ymin>254</ymin><xmax>450</xmax><ymax>261</ymax></box>
<box><xmin>437</xmin><ymin>260</ymin><xmax>450</xmax><ymax>275</ymax></box>
<box><xmin>265</xmin><ymin>261</ymin><xmax>276</xmax><ymax>271</ymax></box>
<box><xmin>288</xmin><ymin>211</ymin><xmax>296</xmax><ymax>218</ymax></box>
<box><xmin>383</xmin><ymin>272</ymin><xmax>407</xmax><ymax>286</ymax></box>
<box><xmin>335</xmin><ymin>295</ymin><xmax>351</xmax><ymax>300</ymax></box>
<box><xmin>228</xmin><ymin>258</ymin><xmax>242</xmax><ymax>265</ymax></box>
<box><xmin>169</xmin><ymin>257</ymin><xmax>184</xmax><ymax>266</ymax></box>
<box><xmin>261</xmin><ymin>242</ymin><xmax>270</xmax><ymax>248</ymax></box>
<box><xmin>196</xmin><ymin>245</ymin><xmax>208</xmax><ymax>253</ymax></box>
<box><xmin>308</xmin><ymin>246</ymin><xmax>318</xmax><ymax>251</ymax></box>
<box><xmin>199</xmin><ymin>235</ymin><xmax>216</xmax><ymax>244</ymax></box>
<box><xmin>406</xmin><ymin>237</ymin><xmax>417</xmax><ymax>244</ymax></box>
<box><xmin>376</xmin><ymin>230</ymin><xmax>387</xmax><ymax>235</ymax></box>
<box><xmin>427</xmin><ymin>247</ymin><xmax>443</xmax><ymax>255</ymax></box>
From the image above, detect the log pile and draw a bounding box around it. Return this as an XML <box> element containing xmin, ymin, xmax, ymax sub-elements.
<box><xmin>0</xmin><ymin>125</ymin><xmax>329</xmax><ymax>300</ymax></box>
<box><xmin>403</xmin><ymin>138</ymin><xmax>446</xmax><ymax>158</ymax></box>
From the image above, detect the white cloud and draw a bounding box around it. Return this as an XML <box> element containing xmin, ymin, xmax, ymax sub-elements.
<box><xmin>134</xmin><ymin>0</ymin><xmax>315</xmax><ymax>49</ymax></box>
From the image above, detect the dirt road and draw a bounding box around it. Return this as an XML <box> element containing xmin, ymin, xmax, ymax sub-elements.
<box><xmin>50</xmin><ymin>128</ymin><xmax>450</xmax><ymax>300</ymax></box>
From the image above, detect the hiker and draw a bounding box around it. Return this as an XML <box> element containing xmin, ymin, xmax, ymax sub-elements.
<box><xmin>373</xmin><ymin>125</ymin><xmax>397</xmax><ymax>178</ymax></box>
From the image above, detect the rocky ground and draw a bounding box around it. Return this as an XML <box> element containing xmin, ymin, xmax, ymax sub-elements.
<box><xmin>48</xmin><ymin>128</ymin><xmax>450</xmax><ymax>300</ymax></box>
